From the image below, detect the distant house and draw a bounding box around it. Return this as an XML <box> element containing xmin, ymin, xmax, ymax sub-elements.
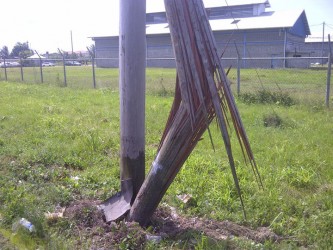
<box><xmin>90</xmin><ymin>0</ymin><xmax>311</xmax><ymax>68</ymax></box>
<box><xmin>27</xmin><ymin>54</ymin><xmax>46</xmax><ymax>60</ymax></box>
<box><xmin>27</xmin><ymin>54</ymin><xmax>46</xmax><ymax>66</ymax></box>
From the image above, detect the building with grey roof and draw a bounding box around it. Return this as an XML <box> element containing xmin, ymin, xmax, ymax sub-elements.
<box><xmin>91</xmin><ymin>0</ymin><xmax>311</xmax><ymax>68</ymax></box>
<box><xmin>303</xmin><ymin>35</ymin><xmax>333</xmax><ymax>64</ymax></box>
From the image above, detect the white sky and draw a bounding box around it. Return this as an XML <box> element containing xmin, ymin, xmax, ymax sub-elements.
<box><xmin>0</xmin><ymin>0</ymin><xmax>332</xmax><ymax>54</ymax></box>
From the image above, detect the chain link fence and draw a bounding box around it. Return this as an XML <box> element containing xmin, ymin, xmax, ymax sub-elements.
<box><xmin>1</xmin><ymin>56</ymin><xmax>332</xmax><ymax>106</ymax></box>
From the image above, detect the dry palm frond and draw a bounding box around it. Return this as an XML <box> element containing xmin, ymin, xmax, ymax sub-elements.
<box><xmin>129</xmin><ymin>0</ymin><xmax>262</xmax><ymax>225</ymax></box>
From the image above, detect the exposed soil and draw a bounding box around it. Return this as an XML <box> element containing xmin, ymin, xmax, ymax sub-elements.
<box><xmin>61</xmin><ymin>200</ymin><xmax>281</xmax><ymax>249</ymax></box>
<box><xmin>0</xmin><ymin>232</ymin><xmax>17</xmax><ymax>250</ymax></box>
<box><xmin>151</xmin><ymin>205</ymin><xmax>281</xmax><ymax>244</ymax></box>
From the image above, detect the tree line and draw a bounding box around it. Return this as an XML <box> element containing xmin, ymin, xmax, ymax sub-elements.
<box><xmin>0</xmin><ymin>42</ymin><xmax>95</xmax><ymax>60</ymax></box>
<box><xmin>0</xmin><ymin>42</ymin><xmax>33</xmax><ymax>59</ymax></box>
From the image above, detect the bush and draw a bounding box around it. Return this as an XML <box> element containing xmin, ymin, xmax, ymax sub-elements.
<box><xmin>239</xmin><ymin>90</ymin><xmax>296</xmax><ymax>106</ymax></box>
<box><xmin>263</xmin><ymin>113</ymin><xmax>283</xmax><ymax>127</ymax></box>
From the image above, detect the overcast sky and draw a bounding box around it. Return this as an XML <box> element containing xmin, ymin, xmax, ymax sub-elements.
<box><xmin>1</xmin><ymin>0</ymin><xmax>332</xmax><ymax>54</ymax></box>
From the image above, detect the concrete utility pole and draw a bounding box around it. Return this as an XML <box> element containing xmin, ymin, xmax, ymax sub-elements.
<box><xmin>102</xmin><ymin>0</ymin><xmax>146</xmax><ymax>222</ymax></box>
<box><xmin>119</xmin><ymin>0</ymin><xmax>146</xmax><ymax>202</ymax></box>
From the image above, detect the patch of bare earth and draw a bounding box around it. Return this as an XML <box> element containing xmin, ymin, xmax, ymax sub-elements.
<box><xmin>61</xmin><ymin>200</ymin><xmax>281</xmax><ymax>249</ymax></box>
<box><xmin>0</xmin><ymin>232</ymin><xmax>17</xmax><ymax>250</ymax></box>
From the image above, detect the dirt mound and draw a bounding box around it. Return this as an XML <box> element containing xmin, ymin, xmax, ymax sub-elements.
<box><xmin>63</xmin><ymin>200</ymin><xmax>146</xmax><ymax>249</ymax></box>
<box><xmin>152</xmin><ymin>206</ymin><xmax>280</xmax><ymax>243</ymax></box>
<box><xmin>61</xmin><ymin>200</ymin><xmax>281</xmax><ymax>249</ymax></box>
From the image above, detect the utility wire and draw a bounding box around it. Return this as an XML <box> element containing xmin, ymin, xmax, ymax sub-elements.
<box><xmin>310</xmin><ymin>23</ymin><xmax>324</xmax><ymax>27</ymax></box>
<box><xmin>325</xmin><ymin>24</ymin><xmax>333</xmax><ymax>30</ymax></box>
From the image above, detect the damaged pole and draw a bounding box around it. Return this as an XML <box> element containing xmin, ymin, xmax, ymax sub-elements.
<box><xmin>119</xmin><ymin>0</ymin><xmax>146</xmax><ymax>201</ymax></box>
<box><xmin>103</xmin><ymin>0</ymin><xmax>146</xmax><ymax>222</ymax></box>
<box><xmin>101</xmin><ymin>0</ymin><xmax>146</xmax><ymax>222</ymax></box>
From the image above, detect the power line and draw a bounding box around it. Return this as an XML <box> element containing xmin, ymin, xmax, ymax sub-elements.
<box><xmin>310</xmin><ymin>23</ymin><xmax>324</xmax><ymax>27</ymax></box>
<box><xmin>224</xmin><ymin>0</ymin><xmax>239</xmax><ymax>30</ymax></box>
<box><xmin>326</xmin><ymin>24</ymin><xmax>333</xmax><ymax>30</ymax></box>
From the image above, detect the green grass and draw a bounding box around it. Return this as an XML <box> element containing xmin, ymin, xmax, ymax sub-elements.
<box><xmin>0</xmin><ymin>66</ymin><xmax>177</xmax><ymax>93</ymax></box>
<box><xmin>0</xmin><ymin>67</ymin><xmax>333</xmax><ymax>249</ymax></box>
<box><xmin>1</xmin><ymin>66</ymin><xmax>329</xmax><ymax>104</ymax></box>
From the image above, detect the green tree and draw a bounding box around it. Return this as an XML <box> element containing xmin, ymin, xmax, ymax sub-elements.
<box><xmin>10</xmin><ymin>42</ymin><xmax>33</xmax><ymax>58</ymax></box>
<box><xmin>0</xmin><ymin>46</ymin><xmax>10</xmax><ymax>59</ymax></box>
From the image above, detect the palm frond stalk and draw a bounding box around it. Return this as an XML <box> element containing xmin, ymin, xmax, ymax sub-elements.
<box><xmin>129</xmin><ymin>0</ymin><xmax>262</xmax><ymax>226</ymax></box>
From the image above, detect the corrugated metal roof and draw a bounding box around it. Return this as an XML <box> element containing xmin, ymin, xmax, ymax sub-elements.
<box><xmin>91</xmin><ymin>8</ymin><xmax>310</xmax><ymax>38</ymax></box>
<box><xmin>209</xmin><ymin>9</ymin><xmax>307</xmax><ymax>31</ymax></box>
<box><xmin>147</xmin><ymin>0</ymin><xmax>270</xmax><ymax>14</ymax></box>
<box><xmin>146</xmin><ymin>23</ymin><xmax>170</xmax><ymax>35</ymax></box>
<box><xmin>205</xmin><ymin>0</ymin><xmax>270</xmax><ymax>8</ymax></box>
<box><xmin>145</xmin><ymin>9</ymin><xmax>310</xmax><ymax>35</ymax></box>
<box><xmin>305</xmin><ymin>35</ymin><xmax>332</xmax><ymax>43</ymax></box>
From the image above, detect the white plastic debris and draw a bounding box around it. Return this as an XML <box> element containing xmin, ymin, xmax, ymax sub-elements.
<box><xmin>146</xmin><ymin>234</ymin><xmax>162</xmax><ymax>243</ymax></box>
<box><xmin>71</xmin><ymin>176</ymin><xmax>80</xmax><ymax>182</ymax></box>
<box><xmin>176</xmin><ymin>194</ymin><xmax>193</xmax><ymax>204</ymax></box>
<box><xmin>18</xmin><ymin>218</ymin><xmax>35</xmax><ymax>232</ymax></box>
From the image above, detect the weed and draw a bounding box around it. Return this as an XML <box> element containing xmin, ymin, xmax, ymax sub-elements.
<box><xmin>239</xmin><ymin>90</ymin><xmax>296</xmax><ymax>106</ymax></box>
<box><xmin>263</xmin><ymin>113</ymin><xmax>283</xmax><ymax>127</ymax></box>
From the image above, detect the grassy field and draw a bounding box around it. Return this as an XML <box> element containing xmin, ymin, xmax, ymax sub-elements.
<box><xmin>0</xmin><ymin>67</ymin><xmax>333</xmax><ymax>249</ymax></box>
<box><xmin>0</xmin><ymin>65</ymin><xmax>329</xmax><ymax>103</ymax></box>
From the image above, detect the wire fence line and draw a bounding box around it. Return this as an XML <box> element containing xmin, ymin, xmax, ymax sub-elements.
<box><xmin>1</xmin><ymin>56</ymin><xmax>332</xmax><ymax>106</ymax></box>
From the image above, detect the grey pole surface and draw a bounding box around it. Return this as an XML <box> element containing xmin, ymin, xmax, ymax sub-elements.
<box><xmin>3</xmin><ymin>58</ymin><xmax>7</xmax><ymax>81</ymax></box>
<box><xmin>326</xmin><ymin>53</ymin><xmax>331</xmax><ymax>108</ymax></box>
<box><xmin>91</xmin><ymin>56</ymin><xmax>96</xmax><ymax>89</ymax></box>
<box><xmin>234</xmin><ymin>41</ymin><xmax>241</xmax><ymax>96</ymax></box>
<box><xmin>58</xmin><ymin>49</ymin><xmax>67</xmax><ymax>87</ymax></box>
<box><xmin>70</xmin><ymin>30</ymin><xmax>74</xmax><ymax>58</ymax></box>
<box><xmin>326</xmin><ymin>34</ymin><xmax>331</xmax><ymax>108</ymax></box>
<box><xmin>322</xmin><ymin>22</ymin><xmax>325</xmax><ymax>65</ymax></box>
<box><xmin>35</xmin><ymin>50</ymin><xmax>43</xmax><ymax>83</ymax></box>
<box><xmin>119</xmin><ymin>0</ymin><xmax>146</xmax><ymax>200</ymax></box>
<box><xmin>87</xmin><ymin>46</ymin><xmax>96</xmax><ymax>89</ymax></box>
<box><xmin>20</xmin><ymin>58</ymin><xmax>24</xmax><ymax>81</ymax></box>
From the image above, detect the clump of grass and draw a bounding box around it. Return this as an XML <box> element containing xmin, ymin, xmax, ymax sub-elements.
<box><xmin>263</xmin><ymin>113</ymin><xmax>283</xmax><ymax>127</ymax></box>
<box><xmin>155</xmin><ymin>77</ymin><xmax>174</xmax><ymax>97</ymax></box>
<box><xmin>239</xmin><ymin>90</ymin><xmax>296</xmax><ymax>106</ymax></box>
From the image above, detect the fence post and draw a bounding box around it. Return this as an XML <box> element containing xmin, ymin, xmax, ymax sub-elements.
<box><xmin>87</xmin><ymin>46</ymin><xmax>96</xmax><ymax>89</ymax></box>
<box><xmin>92</xmin><ymin>57</ymin><xmax>96</xmax><ymax>88</ymax></box>
<box><xmin>3</xmin><ymin>58</ymin><xmax>7</xmax><ymax>81</ymax></box>
<box><xmin>234</xmin><ymin>41</ymin><xmax>241</xmax><ymax>96</ymax></box>
<box><xmin>20</xmin><ymin>57</ymin><xmax>24</xmax><ymax>81</ymax></box>
<box><xmin>237</xmin><ymin>56</ymin><xmax>241</xmax><ymax>96</ymax></box>
<box><xmin>326</xmin><ymin>35</ymin><xmax>332</xmax><ymax>108</ymax></box>
<box><xmin>62</xmin><ymin>56</ymin><xmax>67</xmax><ymax>87</ymax></box>
<box><xmin>58</xmin><ymin>49</ymin><xmax>67</xmax><ymax>87</ymax></box>
<box><xmin>326</xmin><ymin>54</ymin><xmax>332</xmax><ymax>108</ymax></box>
<box><xmin>35</xmin><ymin>50</ymin><xmax>43</xmax><ymax>83</ymax></box>
<box><xmin>40</xmin><ymin>58</ymin><xmax>44</xmax><ymax>83</ymax></box>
